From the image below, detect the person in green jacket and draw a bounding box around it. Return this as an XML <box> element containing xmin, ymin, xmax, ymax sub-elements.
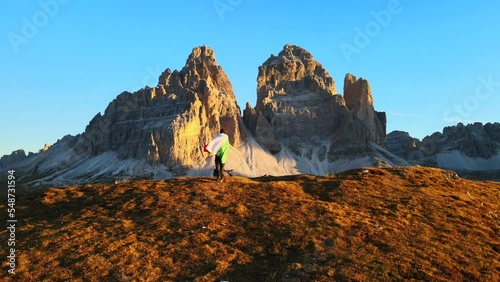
<box><xmin>204</xmin><ymin>128</ymin><xmax>230</xmax><ymax>182</ymax></box>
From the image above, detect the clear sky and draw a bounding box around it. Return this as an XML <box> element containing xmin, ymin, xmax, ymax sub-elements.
<box><xmin>1</xmin><ymin>0</ymin><xmax>499</xmax><ymax>156</ymax></box>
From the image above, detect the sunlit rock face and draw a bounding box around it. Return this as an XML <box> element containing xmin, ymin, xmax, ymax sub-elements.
<box><xmin>4</xmin><ymin>45</ymin><xmax>402</xmax><ymax>187</ymax></box>
<box><xmin>243</xmin><ymin>44</ymin><xmax>387</xmax><ymax>160</ymax></box>
<box><xmin>84</xmin><ymin>46</ymin><xmax>247</xmax><ymax>168</ymax></box>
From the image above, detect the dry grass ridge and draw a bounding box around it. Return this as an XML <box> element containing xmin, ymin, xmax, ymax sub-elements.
<box><xmin>1</xmin><ymin>166</ymin><xmax>499</xmax><ymax>281</ymax></box>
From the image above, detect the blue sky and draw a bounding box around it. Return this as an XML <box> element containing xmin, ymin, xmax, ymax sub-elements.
<box><xmin>1</xmin><ymin>0</ymin><xmax>499</xmax><ymax>156</ymax></box>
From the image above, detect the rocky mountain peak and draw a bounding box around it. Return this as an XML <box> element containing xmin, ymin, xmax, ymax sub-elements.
<box><xmin>422</xmin><ymin>122</ymin><xmax>500</xmax><ymax>159</ymax></box>
<box><xmin>0</xmin><ymin>149</ymin><xmax>28</xmax><ymax>169</ymax></box>
<box><xmin>387</xmin><ymin>122</ymin><xmax>500</xmax><ymax>170</ymax></box>
<box><xmin>257</xmin><ymin>44</ymin><xmax>337</xmax><ymax>107</ymax></box>
<box><xmin>343</xmin><ymin>73</ymin><xmax>386</xmax><ymax>145</ymax></box>
<box><xmin>247</xmin><ymin>45</ymin><xmax>345</xmax><ymax>154</ymax></box>
<box><xmin>344</xmin><ymin>73</ymin><xmax>373</xmax><ymax>113</ymax></box>
<box><xmin>185</xmin><ymin>45</ymin><xmax>217</xmax><ymax>67</ymax></box>
<box><xmin>244</xmin><ymin>44</ymin><xmax>389</xmax><ymax>165</ymax></box>
<box><xmin>386</xmin><ymin>131</ymin><xmax>421</xmax><ymax>160</ymax></box>
<box><xmin>277</xmin><ymin>44</ymin><xmax>314</xmax><ymax>61</ymax></box>
<box><xmin>5</xmin><ymin>45</ymin><xmax>402</xmax><ymax>186</ymax></box>
<box><xmin>83</xmin><ymin>45</ymin><xmax>247</xmax><ymax>172</ymax></box>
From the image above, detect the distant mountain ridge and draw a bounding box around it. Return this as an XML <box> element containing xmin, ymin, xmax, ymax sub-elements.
<box><xmin>386</xmin><ymin>122</ymin><xmax>500</xmax><ymax>171</ymax></box>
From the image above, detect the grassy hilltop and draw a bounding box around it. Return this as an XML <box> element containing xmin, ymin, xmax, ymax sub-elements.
<box><xmin>1</xmin><ymin>167</ymin><xmax>499</xmax><ymax>281</ymax></box>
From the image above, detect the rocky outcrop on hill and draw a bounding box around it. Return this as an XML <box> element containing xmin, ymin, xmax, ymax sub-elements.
<box><xmin>421</xmin><ymin>122</ymin><xmax>499</xmax><ymax>159</ymax></box>
<box><xmin>344</xmin><ymin>74</ymin><xmax>387</xmax><ymax>146</ymax></box>
<box><xmin>386</xmin><ymin>131</ymin><xmax>421</xmax><ymax>160</ymax></box>
<box><xmin>245</xmin><ymin>44</ymin><xmax>345</xmax><ymax>154</ymax></box>
<box><xmin>243</xmin><ymin>44</ymin><xmax>389</xmax><ymax>163</ymax></box>
<box><xmin>84</xmin><ymin>46</ymin><xmax>247</xmax><ymax>170</ymax></box>
<box><xmin>485</xmin><ymin>123</ymin><xmax>500</xmax><ymax>141</ymax></box>
<box><xmin>39</xmin><ymin>144</ymin><xmax>51</xmax><ymax>153</ymax></box>
<box><xmin>0</xmin><ymin>149</ymin><xmax>28</xmax><ymax>169</ymax></box>
<box><xmin>387</xmin><ymin>122</ymin><xmax>500</xmax><ymax>170</ymax></box>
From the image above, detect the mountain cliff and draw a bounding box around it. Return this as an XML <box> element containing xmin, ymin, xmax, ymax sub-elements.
<box><xmin>1</xmin><ymin>45</ymin><xmax>407</xmax><ymax>187</ymax></box>
<box><xmin>83</xmin><ymin>46</ymin><xmax>247</xmax><ymax>170</ymax></box>
<box><xmin>387</xmin><ymin>122</ymin><xmax>500</xmax><ymax>171</ymax></box>
<box><xmin>243</xmin><ymin>44</ymin><xmax>396</xmax><ymax>174</ymax></box>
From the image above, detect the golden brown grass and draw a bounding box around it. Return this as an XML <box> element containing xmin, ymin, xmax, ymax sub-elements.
<box><xmin>1</xmin><ymin>166</ymin><xmax>499</xmax><ymax>281</ymax></box>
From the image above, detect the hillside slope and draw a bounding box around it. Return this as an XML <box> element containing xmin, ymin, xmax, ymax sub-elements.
<box><xmin>1</xmin><ymin>167</ymin><xmax>499</xmax><ymax>281</ymax></box>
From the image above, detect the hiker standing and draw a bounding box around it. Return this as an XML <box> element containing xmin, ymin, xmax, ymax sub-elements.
<box><xmin>204</xmin><ymin>128</ymin><xmax>230</xmax><ymax>182</ymax></box>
